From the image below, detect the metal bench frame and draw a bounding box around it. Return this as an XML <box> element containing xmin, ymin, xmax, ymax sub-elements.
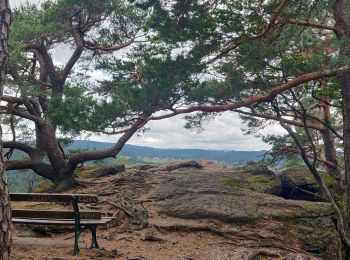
<box><xmin>71</xmin><ymin>195</ymin><xmax>99</xmax><ymax>255</ymax></box>
<box><xmin>11</xmin><ymin>193</ymin><xmax>112</xmax><ymax>255</ymax></box>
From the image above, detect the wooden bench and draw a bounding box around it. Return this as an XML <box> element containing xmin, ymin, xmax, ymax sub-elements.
<box><xmin>10</xmin><ymin>193</ymin><xmax>114</xmax><ymax>255</ymax></box>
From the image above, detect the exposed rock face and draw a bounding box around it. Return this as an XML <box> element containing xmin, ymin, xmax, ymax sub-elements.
<box><xmin>279</xmin><ymin>169</ymin><xmax>324</xmax><ymax>201</ymax></box>
<box><xmin>166</xmin><ymin>160</ymin><xmax>202</xmax><ymax>171</ymax></box>
<box><xmin>223</xmin><ymin>168</ymin><xmax>282</xmax><ymax>196</ymax></box>
<box><xmin>32</xmin><ymin>160</ymin><xmax>341</xmax><ymax>259</ymax></box>
<box><xmin>148</xmin><ymin>164</ymin><xmax>339</xmax><ymax>259</ymax></box>
<box><xmin>77</xmin><ymin>164</ymin><xmax>125</xmax><ymax>178</ymax></box>
<box><xmin>150</xmin><ymin>170</ymin><xmax>332</xmax><ymax>222</ymax></box>
<box><xmin>278</xmin><ymin>169</ymin><xmax>342</xmax><ymax>202</ymax></box>
<box><xmin>224</xmin><ymin>167</ymin><xmax>340</xmax><ymax>202</ymax></box>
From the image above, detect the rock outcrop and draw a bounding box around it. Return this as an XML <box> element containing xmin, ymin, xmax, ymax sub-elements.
<box><xmin>77</xmin><ymin>164</ymin><xmax>125</xmax><ymax>178</ymax></box>
<box><xmin>148</xmin><ymin>163</ymin><xmax>339</xmax><ymax>259</ymax></box>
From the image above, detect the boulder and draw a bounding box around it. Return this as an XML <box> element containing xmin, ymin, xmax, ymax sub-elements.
<box><xmin>224</xmin><ymin>167</ymin><xmax>340</xmax><ymax>202</ymax></box>
<box><xmin>222</xmin><ymin>168</ymin><xmax>282</xmax><ymax>195</ymax></box>
<box><xmin>77</xmin><ymin>164</ymin><xmax>125</xmax><ymax>178</ymax></box>
<box><xmin>279</xmin><ymin>169</ymin><xmax>339</xmax><ymax>202</ymax></box>
<box><xmin>166</xmin><ymin>160</ymin><xmax>202</xmax><ymax>171</ymax></box>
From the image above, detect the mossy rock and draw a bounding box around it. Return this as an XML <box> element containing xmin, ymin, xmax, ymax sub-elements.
<box><xmin>151</xmin><ymin>169</ymin><xmax>339</xmax><ymax>259</ymax></box>
<box><xmin>263</xmin><ymin>220</ymin><xmax>339</xmax><ymax>260</ymax></box>
<box><xmin>32</xmin><ymin>181</ymin><xmax>55</xmax><ymax>193</ymax></box>
<box><xmin>279</xmin><ymin>169</ymin><xmax>340</xmax><ymax>202</ymax></box>
<box><xmin>222</xmin><ymin>168</ymin><xmax>281</xmax><ymax>195</ymax></box>
<box><xmin>76</xmin><ymin>164</ymin><xmax>125</xmax><ymax>179</ymax></box>
<box><xmin>224</xmin><ymin>168</ymin><xmax>341</xmax><ymax>203</ymax></box>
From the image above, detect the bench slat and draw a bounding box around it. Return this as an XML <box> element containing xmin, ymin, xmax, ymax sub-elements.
<box><xmin>12</xmin><ymin>209</ymin><xmax>101</xmax><ymax>220</ymax></box>
<box><xmin>10</xmin><ymin>193</ymin><xmax>98</xmax><ymax>203</ymax></box>
<box><xmin>12</xmin><ymin>217</ymin><xmax>114</xmax><ymax>226</ymax></box>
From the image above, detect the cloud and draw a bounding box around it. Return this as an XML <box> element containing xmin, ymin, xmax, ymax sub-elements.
<box><xmin>12</xmin><ymin>0</ymin><xmax>45</xmax><ymax>7</ymax></box>
<box><xmin>92</xmin><ymin>112</ymin><xmax>286</xmax><ymax>151</ymax></box>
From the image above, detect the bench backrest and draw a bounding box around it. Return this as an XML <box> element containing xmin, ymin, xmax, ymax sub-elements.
<box><xmin>10</xmin><ymin>193</ymin><xmax>98</xmax><ymax>203</ymax></box>
<box><xmin>10</xmin><ymin>193</ymin><xmax>100</xmax><ymax>220</ymax></box>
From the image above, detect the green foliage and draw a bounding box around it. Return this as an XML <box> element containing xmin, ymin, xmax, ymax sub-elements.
<box><xmin>8</xmin><ymin>171</ymin><xmax>44</xmax><ymax>193</ymax></box>
<box><xmin>142</xmin><ymin>157</ymin><xmax>170</xmax><ymax>165</ymax></box>
<box><xmin>11</xmin><ymin>0</ymin><xmax>143</xmax><ymax>48</ymax></box>
<box><xmin>9</xmin><ymin>0</ymin><xmax>344</xmax><ymax>137</ymax></box>
<box><xmin>284</xmin><ymin>157</ymin><xmax>307</xmax><ymax>171</ymax></box>
<box><xmin>114</xmin><ymin>156</ymin><xmax>132</xmax><ymax>165</ymax></box>
<box><xmin>93</xmin><ymin>159</ymin><xmax>105</xmax><ymax>165</ymax></box>
<box><xmin>6</xmin><ymin>0</ymin><xmax>149</xmax><ymax>137</ymax></box>
<box><xmin>238</xmin><ymin>160</ymin><xmax>269</xmax><ymax>171</ymax></box>
<box><xmin>223</xmin><ymin>174</ymin><xmax>279</xmax><ymax>194</ymax></box>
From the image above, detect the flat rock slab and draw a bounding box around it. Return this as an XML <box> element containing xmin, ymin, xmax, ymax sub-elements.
<box><xmin>149</xmin><ymin>170</ymin><xmax>333</xmax><ymax>222</ymax></box>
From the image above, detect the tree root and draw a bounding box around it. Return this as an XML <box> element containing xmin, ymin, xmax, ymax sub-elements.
<box><xmin>98</xmin><ymin>191</ymin><xmax>118</xmax><ymax>196</ymax></box>
<box><xmin>52</xmin><ymin>178</ymin><xmax>87</xmax><ymax>192</ymax></box>
<box><xmin>153</xmin><ymin>224</ymin><xmax>307</xmax><ymax>255</ymax></box>
<box><xmin>247</xmin><ymin>249</ymin><xmax>281</xmax><ymax>260</ymax></box>
<box><xmin>154</xmin><ymin>224</ymin><xmax>258</xmax><ymax>241</ymax></box>
<box><xmin>99</xmin><ymin>200</ymin><xmax>135</xmax><ymax>218</ymax></box>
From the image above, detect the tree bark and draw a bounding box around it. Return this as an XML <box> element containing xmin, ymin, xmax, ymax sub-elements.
<box><xmin>0</xmin><ymin>0</ymin><xmax>12</xmax><ymax>259</ymax></box>
<box><xmin>334</xmin><ymin>0</ymin><xmax>350</xmax><ymax>253</ymax></box>
<box><xmin>320</xmin><ymin>97</ymin><xmax>341</xmax><ymax>181</ymax></box>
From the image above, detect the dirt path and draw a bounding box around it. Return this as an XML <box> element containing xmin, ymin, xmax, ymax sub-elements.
<box><xmin>11</xmin><ymin>162</ymin><xmax>324</xmax><ymax>259</ymax></box>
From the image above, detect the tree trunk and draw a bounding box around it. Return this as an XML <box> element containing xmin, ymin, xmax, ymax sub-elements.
<box><xmin>0</xmin><ymin>0</ymin><xmax>12</xmax><ymax>259</ymax></box>
<box><xmin>53</xmin><ymin>175</ymin><xmax>79</xmax><ymax>191</ymax></box>
<box><xmin>340</xmin><ymin>71</ymin><xmax>350</xmax><ymax>228</ymax></box>
<box><xmin>334</xmin><ymin>0</ymin><xmax>350</xmax><ymax>254</ymax></box>
<box><xmin>320</xmin><ymin>97</ymin><xmax>341</xmax><ymax>181</ymax></box>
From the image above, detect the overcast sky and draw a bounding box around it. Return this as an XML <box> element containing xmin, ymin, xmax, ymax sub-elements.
<box><xmin>10</xmin><ymin>0</ymin><xmax>285</xmax><ymax>151</ymax></box>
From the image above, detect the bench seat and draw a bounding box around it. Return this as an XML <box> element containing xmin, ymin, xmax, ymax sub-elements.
<box><xmin>12</xmin><ymin>217</ymin><xmax>114</xmax><ymax>226</ymax></box>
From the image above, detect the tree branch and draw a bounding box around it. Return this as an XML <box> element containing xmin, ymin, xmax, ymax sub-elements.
<box><xmin>60</xmin><ymin>26</ymin><xmax>85</xmax><ymax>82</ymax></box>
<box><xmin>3</xmin><ymin>141</ymin><xmax>35</xmax><ymax>156</ymax></box>
<box><xmin>1</xmin><ymin>95</ymin><xmax>24</xmax><ymax>104</ymax></box>
<box><xmin>209</xmin><ymin>0</ymin><xmax>289</xmax><ymax>63</ymax></box>
<box><xmin>23</xmin><ymin>44</ymin><xmax>61</xmax><ymax>89</ymax></box>
<box><xmin>67</xmin><ymin>116</ymin><xmax>149</xmax><ymax>172</ymax></box>
<box><xmin>233</xmin><ymin>109</ymin><xmax>323</xmax><ymax>131</ymax></box>
<box><xmin>149</xmin><ymin>67</ymin><xmax>350</xmax><ymax>120</ymax></box>
<box><xmin>273</xmin><ymin>103</ymin><xmax>350</xmax><ymax>247</ymax></box>
<box><xmin>83</xmin><ymin>38</ymin><xmax>135</xmax><ymax>52</ymax></box>
<box><xmin>287</xmin><ymin>19</ymin><xmax>339</xmax><ymax>32</ymax></box>
<box><xmin>5</xmin><ymin>160</ymin><xmax>56</xmax><ymax>181</ymax></box>
<box><xmin>0</xmin><ymin>106</ymin><xmax>44</xmax><ymax>125</ymax></box>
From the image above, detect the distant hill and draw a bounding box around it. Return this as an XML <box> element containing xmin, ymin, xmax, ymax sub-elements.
<box><xmin>69</xmin><ymin>140</ymin><xmax>266</xmax><ymax>164</ymax></box>
<box><xmin>6</xmin><ymin>140</ymin><xmax>266</xmax><ymax>192</ymax></box>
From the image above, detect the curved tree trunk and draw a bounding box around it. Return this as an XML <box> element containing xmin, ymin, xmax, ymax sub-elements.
<box><xmin>4</xmin><ymin>117</ymin><xmax>146</xmax><ymax>191</ymax></box>
<box><xmin>0</xmin><ymin>0</ymin><xmax>12</xmax><ymax>259</ymax></box>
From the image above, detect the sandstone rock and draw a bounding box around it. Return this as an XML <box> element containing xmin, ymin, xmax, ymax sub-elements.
<box><xmin>77</xmin><ymin>164</ymin><xmax>125</xmax><ymax>178</ymax></box>
<box><xmin>222</xmin><ymin>168</ymin><xmax>282</xmax><ymax>195</ymax></box>
<box><xmin>149</xmin><ymin>169</ymin><xmax>338</xmax><ymax>259</ymax></box>
<box><xmin>166</xmin><ymin>160</ymin><xmax>202</xmax><ymax>171</ymax></box>
<box><xmin>278</xmin><ymin>169</ymin><xmax>340</xmax><ymax>202</ymax></box>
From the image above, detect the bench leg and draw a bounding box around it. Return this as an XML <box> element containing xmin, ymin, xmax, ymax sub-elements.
<box><xmin>90</xmin><ymin>226</ymin><xmax>99</xmax><ymax>249</ymax></box>
<box><xmin>74</xmin><ymin>229</ymin><xmax>82</xmax><ymax>255</ymax></box>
